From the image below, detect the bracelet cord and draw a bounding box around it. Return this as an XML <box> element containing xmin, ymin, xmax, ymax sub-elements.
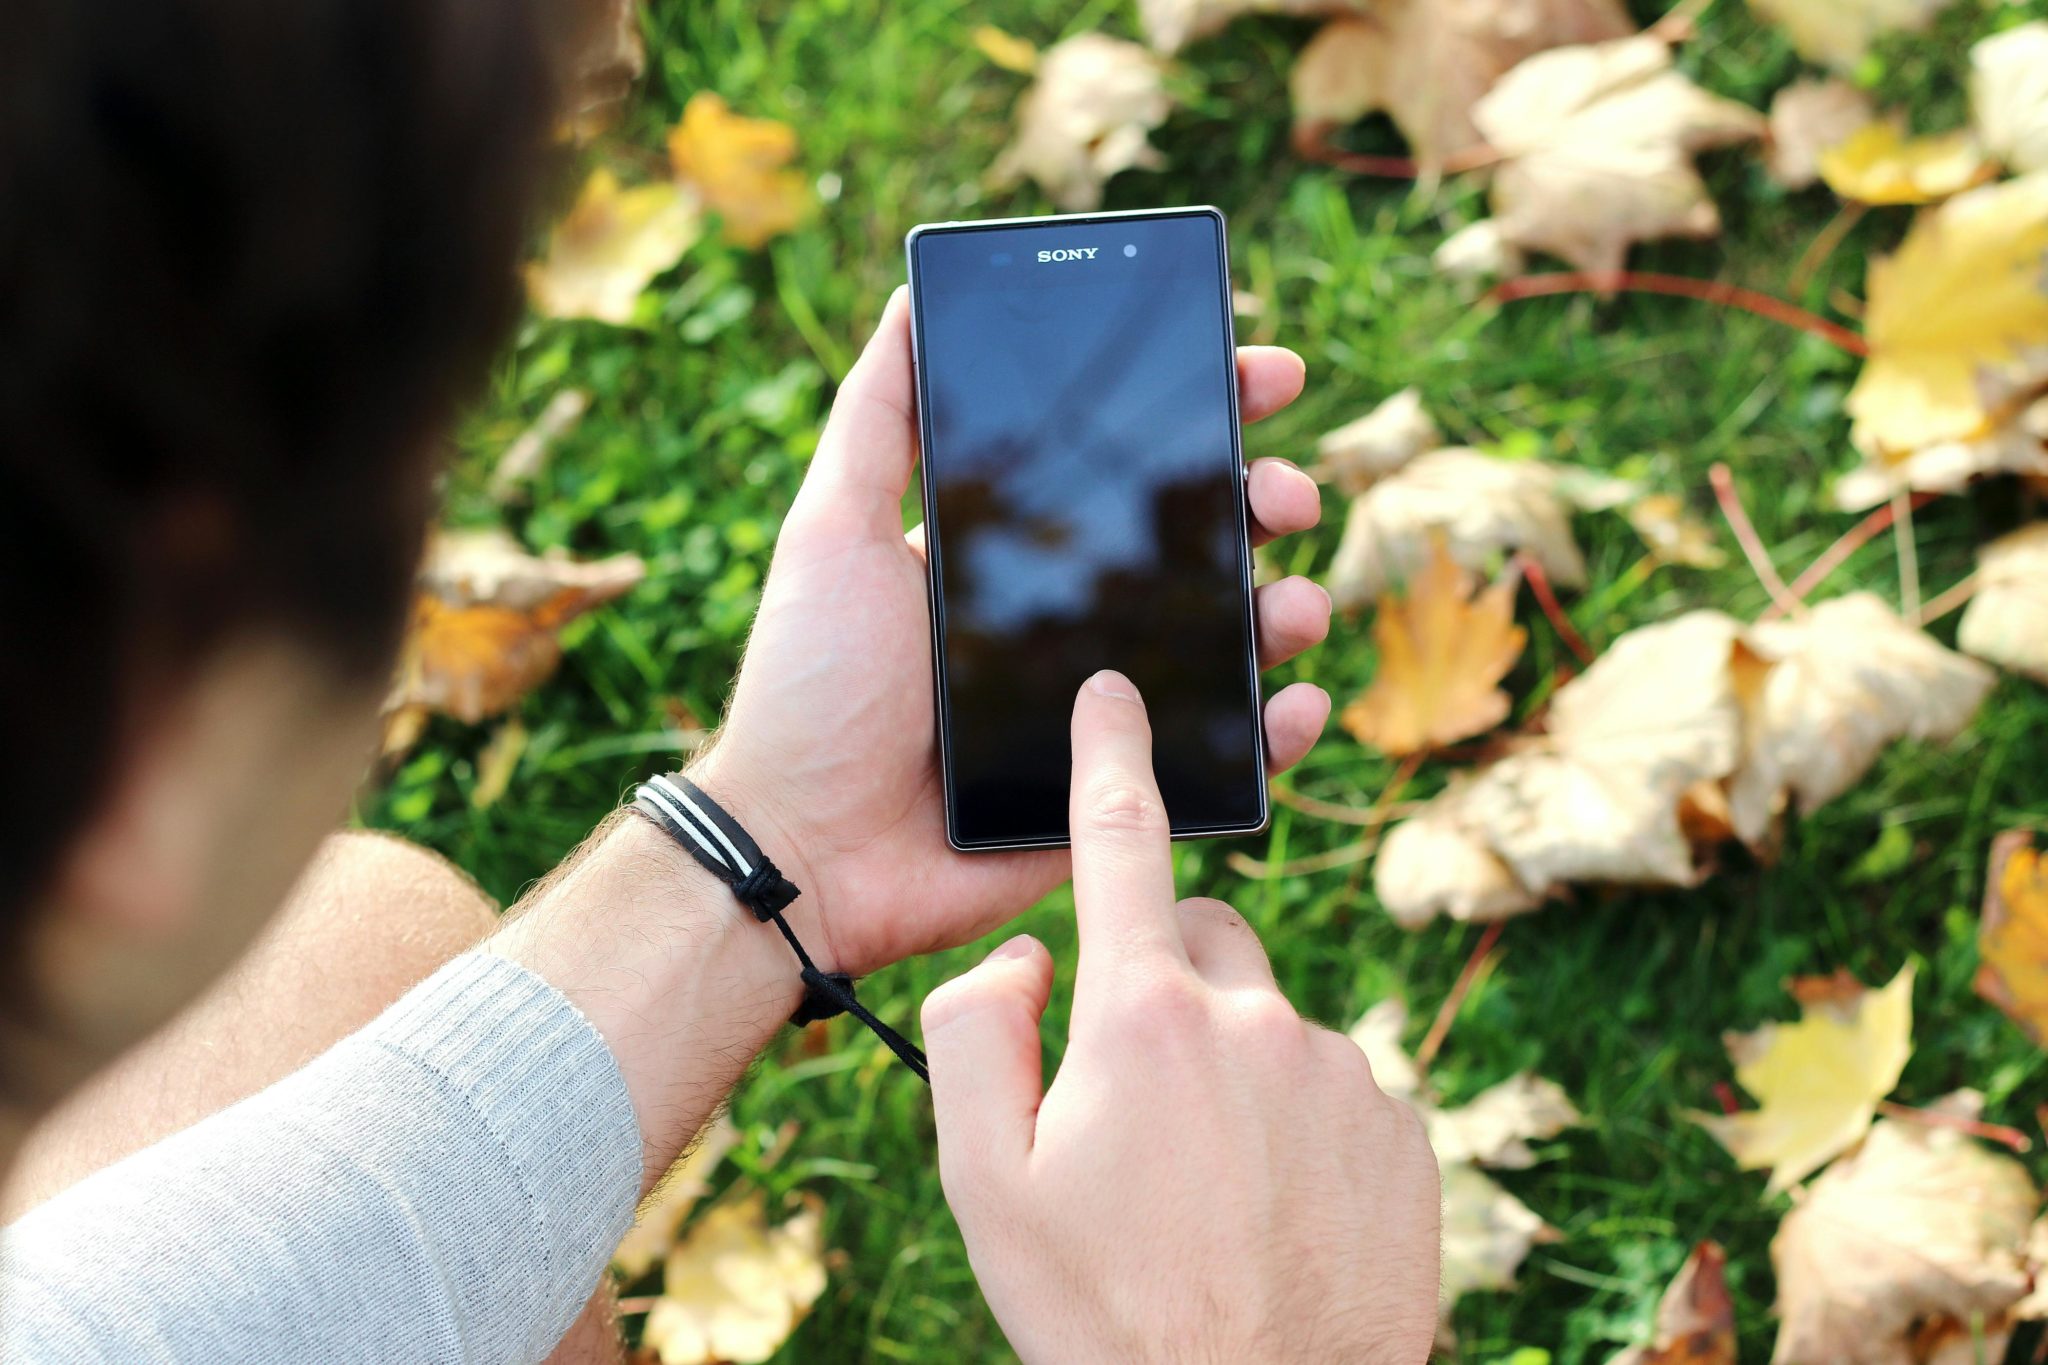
<box><xmin>630</xmin><ymin>773</ymin><xmax>929</xmax><ymax>1084</ymax></box>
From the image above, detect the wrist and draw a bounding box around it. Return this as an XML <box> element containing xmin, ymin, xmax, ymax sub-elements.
<box><xmin>685</xmin><ymin>746</ymin><xmax>841</xmax><ymax>973</ymax></box>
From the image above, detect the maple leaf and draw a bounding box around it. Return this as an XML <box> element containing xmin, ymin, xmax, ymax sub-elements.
<box><xmin>1434</xmin><ymin>219</ymin><xmax>1526</xmax><ymax>281</ymax></box>
<box><xmin>1975</xmin><ymin>830</ymin><xmax>2048</xmax><ymax>1045</ymax></box>
<box><xmin>1342</xmin><ymin>540</ymin><xmax>1526</xmax><ymax>757</ymax></box>
<box><xmin>555</xmin><ymin>0</ymin><xmax>645</xmax><ymax>141</ymax></box>
<box><xmin>1626</xmin><ymin>493</ymin><xmax>1727</xmax><ymax>569</ymax></box>
<box><xmin>1288</xmin><ymin>0</ymin><xmax>1636</xmax><ymax>175</ymax></box>
<box><xmin>990</xmin><ymin>34</ymin><xmax>1171</xmax><ymax>213</ymax></box>
<box><xmin>614</xmin><ymin>1116</ymin><xmax>740</xmax><ymax>1281</ymax></box>
<box><xmin>1817</xmin><ymin>122</ymin><xmax>1992</xmax><ymax>205</ymax></box>
<box><xmin>1346</xmin><ymin>999</ymin><xmax>1423</xmax><ymax>1100</ymax></box>
<box><xmin>1375</xmin><ymin>777</ymin><xmax>1546</xmax><ymax>927</ymax></box>
<box><xmin>1606</xmin><ymin>1242</ymin><xmax>1736</xmax><ymax>1365</ymax></box>
<box><xmin>1141</xmin><ymin>0</ymin><xmax>1360</xmax><ymax>55</ymax></box>
<box><xmin>1312</xmin><ymin>388</ymin><xmax>1440</xmax><ymax>495</ymax></box>
<box><xmin>1833</xmin><ymin>388</ymin><xmax>2048</xmax><ymax>508</ymax></box>
<box><xmin>1440</xmin><ymin>1162</ymin><xmax>1556</xmax><ymax>1323</ymax></box>
<box><xmin>1959</xmin><ymin>522</ymin><xmax>2048</xmax><ymax>684</ymax></box>
<box><xmin>1846</xmin><ymin>173</ymin><xmax>2048</xmax><ymax>460</ymax></box>
<box><xmin>1745</xmin><ymin>0</ymin><xmax>1952</xmax><ymax>72</ymax></box>
<box><xmin>641</xmin><ymin>1191</ymin><xmax>828</xmax><ymax>1365</ymax></box>
<box><xmin>1471</xmin><ymin>36</ymin><xmax>1763</xmax><ymax>276</ymax></box>
<box><xmin>666</xmin><ymin>94</ymin><xmax>809</xmax><ymax>250</ymax></box>
<box><xmin>1426</xmin><ymin>1072</ymin><xmax>1580</xmax><ymax>1169</ymax></box>
<box><xmin>1326</xmin><ymin>446</ymin><xmax>1588</xmax><ymax>610</ymax></box>
<box><xmin>1770</xmin><ymin>1105</ymin><xmax>2036</xmax><ymax>1365</ymax></box>
<box><xmin>524</xmin><ymin>169</ymin><xmax>702</xmax><ymax>325</ymax></box>
<box><xmin>1726</xmin><ymin>594</ymin><xmax>1994</xmax><ymax>847</ymax></box>
<box><xmin>1973</xmin><ymin>22</ymin><xmax>2048</xmax><ymax>176</ymax></box>
<box><xmin>1766</xmin><ymin>78</ymin><xmax>1875</xmax><ymax>190</ymax></box>
<box><xmin>382</xmin><ymin>529</ymin><xmax>646</xmax><ymax>753</ymax></box>
<box><xmin>1692</xmin><ymin>965</ymin><xmax>1913</xmax><ymax>1195</ymax></box>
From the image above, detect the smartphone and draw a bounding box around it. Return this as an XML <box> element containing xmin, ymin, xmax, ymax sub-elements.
<box><xmin>905</xmin><ymin>206</ymin><xmax>1267</xmax><ymax>852</ymax></box>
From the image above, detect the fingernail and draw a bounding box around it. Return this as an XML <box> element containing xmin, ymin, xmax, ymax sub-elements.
<box><xmin>1087</xmin><ymin>669</ymin><xmax>1138</xmax><ymax>701</ymax></box>
<box><xmin>989</xmin><ymin>933</ymin><xmax>1039</xmax><ymax>961</ymax></box>
<box><xmin>1314</xmin><ymin>581</ymin><xmax>1332</xmax><ymax>611</ymax></box>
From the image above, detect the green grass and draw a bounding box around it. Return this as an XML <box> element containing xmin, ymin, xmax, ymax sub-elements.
<box><xmin>369</xmin><ymin>0</ymin><xmax>2048</xmax><ymax>1360</ymax></box>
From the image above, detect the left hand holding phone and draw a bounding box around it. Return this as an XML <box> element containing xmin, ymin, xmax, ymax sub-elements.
<box><xmin>923</xmin><ymin>670</ymin><xmax>1443</xmax><ymax>1365</ymax></box>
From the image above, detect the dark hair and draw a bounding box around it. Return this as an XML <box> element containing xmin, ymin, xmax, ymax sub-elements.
<box><xmin>0</xmin><ymin>0</ymin><xmax>559</xmax><ymax>919</ymax></box>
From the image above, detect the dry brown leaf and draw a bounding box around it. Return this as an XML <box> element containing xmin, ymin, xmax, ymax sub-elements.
<box><xmin>1726</xmin><ymin>595</ymin><xmax>1994</xmax><ymax>847</ymax></box>
<box><xmin>1817</xmin><ymin>122</ymin><xmax>1992</xmax><ymax>206</ymax></box>
<box><xmin>1434</xmin><ymin>219</ymin><xmax>1527</xmax><ymax>281</ymax></box>
<box><xmin>1973</xmin><ymin>22</ymin><xmax>2048</xmax><ymax>176</ymax></box>
<box><xmin>1375</xmin><ymin>778</ymin><xmax>1546</xmax><ymax>927</ymax></box>
<box><xmin>1471</xmin><ymin>36</ymin><xmax>1763</xmax><ymax>276</ymax></box>
<box><xmin>1627</xmin><ymin>493</ymin><xmax>1727</xmax><ymax>569</ymax></box>
<box><xmin>1425</xmin><ymin>1073</ymin><xmax>1580</xmax><ymax>1170</ymax></box>
<box><xmin>1692</xmin><ymin>965</ymin><xmax>1914</xmax><ymax>1195</ymax></box>
<box><xmin>1771</xmin><ymin>1107</ymin><xmax>2035</xmax><ymax>1365</ymax></box>
<box><xmin>1975</xmin><ymin>830</ymin><xmax>2048</xmax><ymax>1046</ymax></box>
<box><xmin>469</xmin><ymin>719</ymin><xmax>528</xmax><ymax>811</ymax></box>
<box><xmin>1289</xmin><ymin>0</ymin><xmax>1636</xmax><ymax>175</ymax></box>
<box><xmin>1326</xmin><ymin>447</ymin><xmax>1587</xmax><ymax>610</ymax></box>
<box><xmin>641</xmin><ymin>1191</ymin><xmax>827</xmax><ymax>1365</ymax></box>
<box><xmin>666</xmin><ymin>94</ymin><xmax>809</xmax><ymax>249</ymax></box>
<box><xmin>1767</xmin><ymin>78</ymin><xmax>1875</xmax><ymax>190</ymax></box>
<box><xmin>989</xmin><ymin>34</ymin><xmax>1171</xmax><ymax>213</ymax></box>
<box><xmin>524</xmin><ymin>169</ymin><xmax>702</xmax><ymax>325</ymax></box>
<box><xmin>1607</xmin><ymin>1242</ymin><xmax>1736</xmax><ymax>1365</ymax></box>
<box><xmin>1747</xmin><ymin>0</ymin><xmax>1952</xmax><ymax>72</ymax></box>
<box><xmin>1959</xmin><ymin>521</ymin><xmax>2048</xmax><ymax>685</ymax></box>
<box><xmin>1441</xmin><ymin>1161</ymin><xmax>1555</xmax><ymax>1319</ymax></box>
<box><xmin>1312</xmin><ymin>388</ymin><xmax>1440</xmax><ymax>494</ymax></box>
<box><xmin>1341</xmin><ymin>541</ymin><xmax>1526</xmax><ymax>757</ymax></box>
<box><xmin>1139</xmin><ymin>0</ymin><xmax>1360</xmax><ymax>54</ymax></box>
<box><xmin>383</xmin><ymin>529</ymin><xmax>646</xmax><ymax>751</ymax></box>
<box><xmin>1346</xmin><ymin>999</ymin><xmax>1423</xmax><ymax>1100</ymax></box>
<box><xmin>555</xmin><ymin>0</ymin><xmax>645</xmax><ymax>140</ymax></box>
<box><xmin>491</xmin><ymin>390</ymin><xmax>591</xmax><ymax>501</ymax></box>
<box><xmin>614</xmin><ymin>1116</ymin><xmax>740</xmax><ymax>1281</ymax></box>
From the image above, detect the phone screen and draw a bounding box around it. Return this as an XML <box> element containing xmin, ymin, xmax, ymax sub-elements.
<box><xmin>908</xmin><ymin>209</ymin><xmax>1265</xmax><ymax>850</ymax></box>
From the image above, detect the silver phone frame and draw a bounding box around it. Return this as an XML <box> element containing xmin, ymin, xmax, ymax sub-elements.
<box><xmin>903</xmin><ymin>205</ymin><xmax>1271</xmax><ymax>853</ymax></box>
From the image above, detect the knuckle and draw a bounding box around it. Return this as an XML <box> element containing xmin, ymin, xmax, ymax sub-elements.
<box><xmin>1229</xmin><ymin>989</ymin><xmax>1304</xmax><ymax>1044</ymax></box>
<box><xmin>1081</xmin><ymin>779</ymin><xmax>1167</xmax><ymax>836</ymax></box>
<box><xmin>1120</xmin><ymin>968</ymin><xmax>1209</xmax><ymax>1040</ymax></box>
<box><xmin>921</xmin><ymin>972</ymin><xmax>991</xmax><ymax>1033</ymax></box>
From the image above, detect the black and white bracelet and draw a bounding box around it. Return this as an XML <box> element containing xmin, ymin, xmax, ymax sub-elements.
<box><xmin>629</xmin><ymin>773</ymin><xmax>929</xmax><ymax>1083</ymax></box>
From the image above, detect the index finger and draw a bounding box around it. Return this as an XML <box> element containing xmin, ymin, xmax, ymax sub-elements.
<box><xmin>1069</xmin><ymin>671</ymin><xmax>1186</xmax><ymax>975</ymax></box>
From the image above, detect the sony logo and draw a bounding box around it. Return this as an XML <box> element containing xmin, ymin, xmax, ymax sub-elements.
<box><xmin>1037</xmin><ymin>247</ymin><xmax>1100</xmax><ymax>262</ymax></box>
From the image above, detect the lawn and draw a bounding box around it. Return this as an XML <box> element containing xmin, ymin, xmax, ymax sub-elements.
<box><xmin>369</xmin><ymin>0</ymin><xmax>2048</xmax><ymax>1360</ymax></box>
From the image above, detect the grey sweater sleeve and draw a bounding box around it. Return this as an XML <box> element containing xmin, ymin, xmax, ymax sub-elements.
<box><xmin>0</xmin><ymin>952</ymin><xmax>643</xmax><ymax>1364</ymax></box>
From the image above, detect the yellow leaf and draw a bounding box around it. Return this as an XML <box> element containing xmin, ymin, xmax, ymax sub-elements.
<box><xmin>1817</xmin><ymin>122</ymin><xmax>1992</xmax><ymax>205</ymax></box>
<box><xmin>1766</xmin><ymin>78</ymin><xmax>1875</xmax><ymax>190</ymax></box>
<box><xmin>972</xmin><ymin>24</ymin><xmax>1038</xmax><ymax>74</ymax></box>
<box><xmin>1606</xmin><ymin>1242</ymin><xmax>1736</xmax><ymax>1365</ymax></box>
<box><xmin>383</xmin><ymin>530</ymin><xmax>645</xmax><ymax>748</ymax></box>
<box><xmin>1973</xmin><ymin>22</ymin><xmax>2048</xmax><ymax>176</ymax></box>
<box><xmin>1975</xmin><ymin>831</ymin><xmax>2048</xmax><ymax>1045</ymax></box>
<box><xmin>1959</xmin><ymin>521</ymin><xmax>2048</xmax><ymax>684</ymax></box>
<box><xmin>667</xmin><ymin>94</ymin><xmax>809</xmax><ymax>249</ymax></box>
<box><xmin>469</xmin><ymin>719</ymin><xmax>527</xmax><ymax>810</ymax></box>
<box><xmin>1626</xmin><ymin>493</ymin><xmax>1727</xmax><ymax>569</ymax></box>
<box><xmin>1847</xmin><ymin>173</ymin><xmax>2048</xmax><ymax>458</ymax></box>
<box><xmin>524</xmin><ymin>169</ymin><xmax>701</xmax><ymax>324</ymax></box>
<box><xmin>990</xmin><ymin>34</ymin><xmax>1171</xmax><ymax>213</ymax></box>
<box><xmin>1342</xmin><ymin>540</ymin><xmax>1525</xmax><ymax>757</ymax></box>
<box><xmin>1771</xmin><ymin>1104</ymin><xmax>2036</xmax><ymax>1365</ymax></box>
<box><xmin>1745</xmin><ymin>0</ymin><xmax>1951</xmax><ymax>72</ymax></box>
<box><xmin>613</xmin><ymin>1116</ymin><xmax>739</xmax><ymax>1281</ymax></box>
<box><xmin>1693</xmin><ymin>965</ymin><xmax>1914</xmax><ymax>1195</ymax></box>
<box><xmin>642</xmin><ymin>1192</ymin><xmax>828</xmax><ymax>1365</ymax></box>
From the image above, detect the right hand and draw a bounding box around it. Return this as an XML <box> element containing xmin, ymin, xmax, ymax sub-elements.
<box><xmin>923</xmin><ymin>670</ymin><xmax>1442</xmax><ymax>1364</ymax></box>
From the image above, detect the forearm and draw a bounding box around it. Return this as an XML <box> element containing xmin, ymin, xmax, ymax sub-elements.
<box><xmin>483</xmin><ymin>774</ymin><xmax>806</xmax><ymax>1192</ymax></box>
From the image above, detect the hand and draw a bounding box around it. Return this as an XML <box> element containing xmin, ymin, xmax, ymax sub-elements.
<box><xmin>921</xmin><ymin>672</ymin><xmax>1441</xmax><ymax>1364</ymax></box>
<box><xmin>694</xmin><ymin>288</ymin><xmax>1333</xmax><ymax>974</ymax></box>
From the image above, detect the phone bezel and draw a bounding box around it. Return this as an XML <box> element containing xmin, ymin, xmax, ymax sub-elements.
<box><xmin>903</xmin><ymin>205</ymin><xmax>1270</xmax><ymax>853</ymax></box>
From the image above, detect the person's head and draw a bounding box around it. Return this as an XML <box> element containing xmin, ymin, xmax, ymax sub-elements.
<box><xmin>0</xmin><ymin>0</ymin><xmax>561</xmax><ymax>1111</ymax></box>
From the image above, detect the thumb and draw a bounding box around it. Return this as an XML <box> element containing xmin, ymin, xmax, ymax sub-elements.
<box><xmin>793</xmin><ymin>286</ymin><xmax>916</xmax><ymax>538</ymax></box>
<box><xmin>924</xmin><ymin>934</ymin><xmax>1054</xmax><ymax>1185</ymax></box>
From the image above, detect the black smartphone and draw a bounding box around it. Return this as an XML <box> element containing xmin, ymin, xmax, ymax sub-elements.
<box><xmin>905</xmin><ymin>206</ymin><xmax>1267</xmax><ymax>852</ymax></box>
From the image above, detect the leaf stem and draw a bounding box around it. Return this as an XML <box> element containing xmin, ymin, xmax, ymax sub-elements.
<box><xmin>1515</xmin><ymin>551</ymin><xmax>1595</xmax><ymax>664</ymax></box>
<box><xmin>1291</xmin><ymin>124</ymin><xmax>1501</xmax><ymax>179</ymax></box>
<box><xmin>1765</xmin><ymin>492</ymin><xmax>1939</xmax><ymax>619</ymax></box>
<box><xmin>1875</xmin><ymin>1100</ymin><xmax>2032</xmax><ymax>1153</ymax></box>
<box><xmin>1271</xmin><ymin>785</ymin><xmax>1423</xmax><ymax>826</ymax></box>
<box><xmin>1787</xmin><ymin>202</ymin><xmax>1867</xmax><ymax>295</ymax></box>
<box><xmin>1913</xmin><ymin>572</ymin><xmax>1978</xmax><ymax>627</ymax></box>
<box><xmin>1415</xmin><ymin>920</ymin><xmax>1505</xmax><ymax>1072</ymax></box>
<box><xmin>1708</xmin><ymin>464</ymin><xmax>1805</xmax><ymax>618</ymax></box>
<box><xmin>1893</xmin><ymin>487</ymin><xmax>1921</xmax><ymax>621</ymax></box>
<box><xmin>1490</xmin><ymin>272</ymin><xmax>1870</xmax><ymax>357</ymax></box>
<box><xmin>1234</xmin><ymin>754</ymin><xmax>1421</xmax><ymax>878</ymax></box>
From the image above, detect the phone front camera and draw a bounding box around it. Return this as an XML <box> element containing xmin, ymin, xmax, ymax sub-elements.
<box><xmin>1122</xmin><ymin>243</ymin><xmax>1138</xmax><ymax>258</ymax></box>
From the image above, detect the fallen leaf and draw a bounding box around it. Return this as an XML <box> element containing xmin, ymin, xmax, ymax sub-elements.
<box><xmin>1771</xmin><ymin>1107</ymin><xmax>2035</xmax><ymax>1365</ymax></box>
<box><xmin>1975</xmin><ymin>830</ymin><xmax>2048</xmax><ymax>1045</ymax></box>
<box><xmin>1767</xmin><ymin>78</ymin><xmax>1876</xmax><ymax>190</ymax></box>
<box><xmin>1973</xmin><ymin>22</ymin><xmax>2048</xmax><ymax>176</ymax></box>
<box><xmin>1375</xmin><ymin>777</ymin><xmax>1546</xmax><ymax>927</ymax></box>
<box><xmin>972</xmin><ymin>24</ymin><xmax>1039</xmax><ymax>74</ymax></box>
<box><xmin>1627</xmin><ymin>493</ymin><xmax>1728</xmax><ymax>569</ymax></box>
<box><xmin>1607</xmin><ymin>1242</ymin><xmax>1736</xmax><ymax>1365</ymax></box>
<box><xmin>642</xmin><ymin>1191</ymin><xmax>828</xmax><ymax>1365</ymax></box>
<box><xmin>1288</xmin><ymin>0</ymin><xmax>1636</xmax><ymax>175</ymax></box>
<box><xmin>990</xmin><ymin>34</ymin><xmax>1171</xmax><ymax>212</ymax></box>
<box><xmin>1312</xmin><ymin>387</ymin><xmax>1441</xmax><ymax>494</ymax></box>
<box><xmin>1959</xmin><ymin>521</ymin><xmax>2048</xmax><ymax>684</ymax></box>
<box><xmin>469</xmin><ymin>719</ymin><xmax>528</xmax><ymax>811</ymax></box>
<box><xmin>1346</xmin><ymin>998</ymin><xmax>1423</xmax><ymax>1101</ymax></box>
<box><xmin>1745</xmin><ymin>0</ymin><xmax>1953</xmax><ymax>72</ymax></box>
<box><xmin>1426</xmin><ymin>1072</ymin><xmax>1580</xmax><ymax>1170</ymax></box>
<box><xmin>383</xmin><ymin>529</ymin><xmax>646</xmax><ymax>750</ymax></box>
<box><xmin>556</xmin><ymin>0</ymin><xmax>645</xmax><ymax>140</ymax></box>
<box><xmin>614</xmin><ymin>1116</ymin><xmax>740</xmax><ymax>1280</ymax></box>
<box><xmin>1693</xmin><ymin>965</ymin><xmax>1913</xmax><ymax>1195</ymax></box>
<box><xmin>1471</xmin><ymin>35</ymin><xmax>1763</xmax><ymax>276</ymax></box>
<box><xmin>1139</xmin><ymin>0</ymin><xmax>1359</xmax><ymax>54</ymax></box>
<box><xmin>1833</xmin><ymin>389</ymin><xmax>2048</xmax><ymax>507</ymax></box>
<box><xmin>524</xmin><ymin>169</ymin><xmax>702</xmax><ymax>325</ymax></box>
<box><xmin>1441</xmin><ymin>1161</ymin><xmax>1555</xmax><ymax>1315</ymax></box>
<box><xmin>1726</xmin><ymin>594</ymin><xmax>1994</xmax><ymax>847</ymax></box>
<box><xmin>1847</xmin><ymin>173</ymin><xmax>2048</xmax><ymax>460</ymax></box>
<box><xmin>1434</xmin><ymin>218</ymin><xmax>1527</xmax><ymax>281</ymax></box>
<box><xmin>1326</xmin><ymin>446</ymin><xmax>1588</xmax><ymax>610</ymax></box>
<box><xmin>1817</xmin><ymin>122</ymin><xmax>1992</xmax><ymax>205</ymax></box>
<box><xmin>491</xmin><ymin>389</ymin><xmax>591</xmax><ymax>501</ymax></box>
<box><xmin>666</xmin><ymin>94</ymin><xmax>809</xmax><ymax>249</ymax></box>
<box><xmin>1342</xmin><ymin>540</ymin><xmax>1526</xmax><ymax>757</ymax></box>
